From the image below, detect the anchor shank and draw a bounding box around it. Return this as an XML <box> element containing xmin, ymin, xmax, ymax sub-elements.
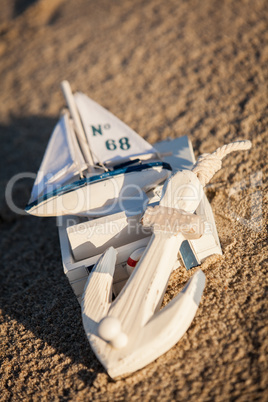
<box><xmin>109</xmin><ymin>231</ymin><xmax>184</xmax><ymax>334</ymax></box>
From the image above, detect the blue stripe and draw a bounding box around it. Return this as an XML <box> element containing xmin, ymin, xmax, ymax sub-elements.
<box><xmin>25</xmin><ymin>161</ymin><xmax>172</xmax><ymax>211</ymax></box>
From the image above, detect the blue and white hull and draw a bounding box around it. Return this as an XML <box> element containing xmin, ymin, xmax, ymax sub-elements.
<box><xmin>26</xmin><ymin>161</ymin><xmax>171</xmax><ymax>217</ymax></box>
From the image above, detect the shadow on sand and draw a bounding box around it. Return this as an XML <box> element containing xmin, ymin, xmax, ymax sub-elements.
<box><xmin>0</xmin><ymin>115</ymin><xmax>105</xmax><ymax>384</ymax></box>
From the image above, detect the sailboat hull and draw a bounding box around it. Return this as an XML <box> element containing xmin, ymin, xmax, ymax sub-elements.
<box><xmin>26</xmin><ymin>162</ymin><xmax>171</xmax><ymax>217</ymax></box>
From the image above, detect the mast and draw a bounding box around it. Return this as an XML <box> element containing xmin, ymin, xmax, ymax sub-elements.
<box><xmin>61</xmin><ymin>80</ymin><xmax>94</xmax><ymax>173</ymax></box>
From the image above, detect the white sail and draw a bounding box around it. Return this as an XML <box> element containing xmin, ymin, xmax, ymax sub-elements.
<box><xmin>74</xmin><ymin>92</ymin><xmax>157</xmax><ymax>166</ymax></box>
<box><xmin>29</xmin><ymin>113</ymin><xmax>87</xmax><ymax>202</ymax></box>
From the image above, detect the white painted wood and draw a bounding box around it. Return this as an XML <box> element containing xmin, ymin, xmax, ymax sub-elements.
<box><xmin>67</xmin><ymin>211</ymin><xmax>151</xmax><ymax>261</ymax></box>
<box><xmin>58</xmin><ymin>138</ymin><xmax>222</xmax><ymax>302</ymax></box>
<box><xmin>160</xmin><ymin>169</ymin><xmax>204</xmax><ymax>213</ymax></box>
<box><xmin>82</xmin><ymin>170</ymin><xmax>207</xmax><ymax>378</ymax></box>
<box><xmin>153</xmin><ymin>136</ymin><xmax>195</xmax><ymax>172</ymax></box>
<box><xmin>58</xmin><ymin>213</ymin><xmax>152</xmax><ymax>298</ymax></box>
<box><xmin>82</xmin><ymin>248</ymin><xmax>205</xmax><ymax>377</ymax></box>
<box><xmin>82</xmin><ymin>247</ymin><xmax>117</xmax><ymax>326</ymax></box>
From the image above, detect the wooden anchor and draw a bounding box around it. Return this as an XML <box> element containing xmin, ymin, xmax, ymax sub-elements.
<box><xmin>82</xmin><ymin>170</ymin><xmax>207</xmax><ymax>378</ymax></box>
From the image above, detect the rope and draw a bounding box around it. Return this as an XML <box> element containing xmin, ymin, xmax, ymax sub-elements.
<box><xmin>191</xmin><ymin>140</ymin><xmax>252</xmax><ymax>186</ymax></box>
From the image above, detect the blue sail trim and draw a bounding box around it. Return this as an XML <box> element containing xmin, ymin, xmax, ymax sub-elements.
<box><xmin>25</xmin><ymin>161</ymin><xmax>172</xmax><ymax>211</ymax></box>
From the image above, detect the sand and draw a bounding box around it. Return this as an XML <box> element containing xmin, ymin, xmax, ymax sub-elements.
<box><xmin>0</xmin><ymin>0</ymin><xmax>267</xmax><ymax>400</ymax></box>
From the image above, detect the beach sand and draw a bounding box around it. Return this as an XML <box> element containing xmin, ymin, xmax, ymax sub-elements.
<box><xmin>0</xmin><ymin>0</ymin><xmax>267</xmax><ymax>400</ymax></box>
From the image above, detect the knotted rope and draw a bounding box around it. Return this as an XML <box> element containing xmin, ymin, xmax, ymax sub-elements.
<box><xmin>191</xmin><ymin>140</ymin><xmax>252</xmax><ymax>186</ymax></box>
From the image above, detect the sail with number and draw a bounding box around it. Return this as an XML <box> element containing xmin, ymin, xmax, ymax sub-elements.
<box><xmin>74</xmin><ymin>92</ymin><xmax>157</xmax><ymax>166</ymax></box>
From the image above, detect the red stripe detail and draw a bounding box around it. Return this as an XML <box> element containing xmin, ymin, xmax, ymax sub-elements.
<box><xmin>127</xmin><ymin>257</ymin><xmax>137</xmax><ymax>268</ymax></box>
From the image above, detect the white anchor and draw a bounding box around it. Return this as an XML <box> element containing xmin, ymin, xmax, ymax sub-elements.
<box><xmin>81</xmin><ymin>141</ymin><xmax>251</xmax><ymax>378</ymax></box>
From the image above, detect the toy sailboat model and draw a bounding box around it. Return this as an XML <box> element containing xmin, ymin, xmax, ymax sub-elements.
<box><xmin>26</xmin><ymin>81</ymin><xmax>251</xmax><ymax>379</ymax></box>
<box><xmin>26</xmin><ymin>82</ymin><xmax>171</xmax><ymax>217</ymax></box>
